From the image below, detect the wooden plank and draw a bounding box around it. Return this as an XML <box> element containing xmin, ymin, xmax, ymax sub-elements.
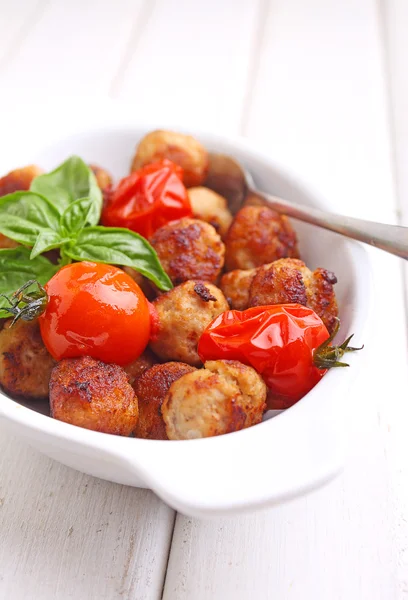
<box><xmin>0</xmin><ymin>0</ymin><xmax>148</xmax><ymax>97</ymax></box>
<box><xmin>244</xmin><ymin>0</ymin><xmax>396</xmax><ymax>222</ymax></box>
<box><xmin>114</xmin><ymin>0</ymin><xmax>264</xmax><ymax>133</ymax></box>
<box><xmin>0</xmin><ymin>0</ymin><xmax>48</xmax><ymax>64</ymax></box>
<box><xmin>0</xmin><ymin>426</ymin><xmax>175</xmax><ymax>599</ymax></box>
<box><xmin>377</xmin><ymin>1</ymin><xmax>408</xmax><ymax>597</ymax></box>
<box><xmin>164</xmin><ymin>460</ymin><xmax>396</xmax><ymax>599</ymax></box>
<box><xmin>382</xmin><ymin>0</ymin><xmax>408</xmax><ymax>226</ymax></box>
<box><xmin>163</xmin><ymin>0</ymin><xmax>406</xmax><ymax>598</ymax></box>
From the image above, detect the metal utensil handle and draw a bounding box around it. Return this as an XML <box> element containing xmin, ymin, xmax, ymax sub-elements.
<box><xmin>261</xmin><ymin>192</ymin><xmax>408</xmax><ymax>260</ymax></box>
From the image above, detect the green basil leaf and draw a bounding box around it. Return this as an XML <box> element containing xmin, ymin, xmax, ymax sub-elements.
<box><xmin>0</xmin><ymin>191</ymin><xmax>60</xmax><ymax>246</ymax></box>
<box><xmin>30</xmin><ymin>230</ymin><xmax>65</xmax><ymax>259</ymax></box>
<box><xmin>60</xmin><ymin>196</ymin><xmax>94</xmax><ymax>235</ymax></box>
<box><xmin>31</xmin><ymin>156</ymin><xmax>102</xmax><ymax>225</ymax></box>
<box><xmin>64</xmin><ymin>226</ymin><xmax>173</xmax><ymax>291</ymax></box>
<box><xmin>0</xmin><ymin>247</ymin><xmax>58</xmax><ymax>313</ymax></box>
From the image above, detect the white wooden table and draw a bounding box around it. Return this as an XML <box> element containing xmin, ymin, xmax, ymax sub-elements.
<box><xmin>0</xmin><ymin>1</ymin><xmax>407</xmax><ymax>598</ymax></box>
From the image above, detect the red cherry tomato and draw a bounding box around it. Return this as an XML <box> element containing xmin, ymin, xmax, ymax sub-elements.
<box><xmin>102</xmin><ymin>159</ymin><xmax>192</xmax><ymax>238</ymax></box>
<box><xmin>198</xmin><ymin>304</ymin><xmax>330</xmax><ymax>405</ymax></box>
<box><xmin>40</xmin><ymin>262</ymin><xmax>150</xmax><ymax>365</ymax></box>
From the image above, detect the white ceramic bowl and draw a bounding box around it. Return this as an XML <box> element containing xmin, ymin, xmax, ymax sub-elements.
<box><xmin>0</xmin><ymin>124</ymin><xmax>371</xmax><ymax>518</ymax></box>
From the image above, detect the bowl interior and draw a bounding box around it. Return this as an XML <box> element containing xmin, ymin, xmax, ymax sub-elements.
<box><xmin>7</xmin><ymin>127</ymin><xmax>359</xmax><ymax>420</ymax></box>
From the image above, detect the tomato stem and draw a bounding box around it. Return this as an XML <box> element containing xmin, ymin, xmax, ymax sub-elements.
<box><xmin>313</xmin><ymin>318</ymin><xmax>363</xmax><ymax>370</ymax></box>
<box><xmin>0</xmin><ymin>280</ymin><xmax>48</xmax><ymax>325</ymax></box>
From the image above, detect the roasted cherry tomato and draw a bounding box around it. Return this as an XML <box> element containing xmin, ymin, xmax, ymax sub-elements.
<box><xmin>102</xmin><ymin>159</ymin><xmax>192</xmax><ymax>238</ymax></box>
<box><xmin>198</xmin><ymin>304</ymin><xmax>359</xmax><ymax>406</ymax></box>
<box><xmin>39</xmin><ymin>262</ymin><xmax>150</xmax><ymax>365</ymax></box>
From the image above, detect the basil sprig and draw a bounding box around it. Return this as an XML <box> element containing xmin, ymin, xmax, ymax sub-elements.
<box><xmin>31</xmin><ymin>156</ymin><xmax>102</xmax><ymax>225</ymax></box>
<box><xmin>0</xmin><ymin>156</ymin><xmax>172</xmax><ymax>291</ymax></box>
<box><xmin>0</xmin><ymin>191</ymin><xmax>60</xmax><ymax>246</ymax></box>
<box><xmin>65</xmin><ymin>227</ymin><xmax>171</xmax><ymax>287</ymax></box>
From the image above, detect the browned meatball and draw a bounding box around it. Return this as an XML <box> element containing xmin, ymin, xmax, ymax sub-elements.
<box><xmin>0</xmin><ymin>235</ymin><xmax>18</xmax><ymax>249</ymax></box>
<box><xmin>249</xmin><ymin>258</ymin><xmax>338</xmax><ymax>333</ymax></box>
<box><xmin>0</xmin><ymin>165</ymin><xmax>44</xmax><ymax>248</ymax></box>
<box><xmin>162</xmin><ymin>360</ymin><xmax>267</xmax><ymax>440</ymax></box>
<box><xmin>149</xmin><ymin>280</ymin><xmax>229</xmax><ymax>366</ymax></box>
<box><xmin>0</xmin><ymin>165</ymin><xmax>43</xmax><ymax>197</ymax></box>
<box><xmin>50</xmin><ymin>356</ymin><xmax>138</xmax><ymax>435</ymax></box>
<box><xmin>131</xmin><ymin>130</ymin><xmax>209</xmax><ymax>187</ymax></box>
<box><xmin>124</xmin><ymin>348</ymin><xmax>158</xmax><ymax>386</ymax></box>
<box><xmin>122</xmin><ymin>267</ymin><xmax>157</xmax><ymax>301</ymax></box>
<box><xmin>134</xmin><ymin>362</ymin><xmax>196</xmax><ymax>440</ymax></box>
<box><xmin>0</xmin><ymin>319</ymin><xmax>56</xmax><ymax>400</ymax></box>
<box><xmin>220</xmin><ymin>268</ymin><xmax>256</xmax><ymax>310</ymax></box>
<box><xmin>225</xmin><ymin>205</ymin><xmax>299</xmax><ymax>271</ymax></box>
<box><xmin>188</xmin><ymin>187</ymin><xmax>233</xmax><ymax>239</ymax></box>
<box><xmin>89</xmin><ymin>164</ymin><xmax>113</xmax><ymax>211</ymax></box>
<box><xmin>89</xmin><ymin>164</ymin><xmax>112</xmax><ymax>191</ymax></box>
<box><xmin>150</xmin><ymin>218</ymin><xmax>225</xmax><ymax>285</ymax></box>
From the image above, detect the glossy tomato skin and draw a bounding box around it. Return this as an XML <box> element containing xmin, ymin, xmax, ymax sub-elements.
<box><xmin>198</xmin><ymin>304</ymin><xmax>330</xmax><ymax>405</ymax></box>
<box><xmin>101</xmin><ymin>159</ymin><xmax>192</xmax><ymax>239</ymax></box>
<box><xmin>40</xmin><ymin>262</ymin><xmax>150</xmax><ymax>366</ymax></box>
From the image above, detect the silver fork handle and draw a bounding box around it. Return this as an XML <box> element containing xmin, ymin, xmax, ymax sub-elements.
<box><xmin>259</xmin><ymin>191</ymin><xmax>408</xmax><ymax>260</ymax></box>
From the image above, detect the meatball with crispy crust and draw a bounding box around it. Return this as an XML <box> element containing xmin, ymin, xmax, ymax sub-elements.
<box><xmin>0</xmin><ymin>165</ymin><xmax>44</xmax><ymax>248</ymax></box>
<box><xmin>89</xmin><ymin>164</ymin><xmax>113</xmax><ymax>211</ymax></box>
<box><xmin>249</xmin><ymin>258</ymin><xmax>338</xmax><ymax>333</ymax></box>
<box><xmin>134</xmin><ymin>362</ymin><xmax>196</xmax><ymax>440</ymax></box>
<box><xmin>89</xmin><ymin>164</ymin><xmax>112</xmax><ymax>191</ymax></box>
<box><xmin>188</xmin><ymin>187</ymin><xmax>233</xmax><ymax>239</ymax></box>
<box><xmin>131</xmin><ymin>130</ymin><xmax>209</xmax><ymax>187</ymax></box>
<box><xmin>122</xmin><ymin>267</ymin><xmax>157</xmax><ymax>300</ymax></box>
<box><xmin>50</xmin><ymin>356</ymin><xmax>138</xmax><ymax>435</ymax></box>
<box><xmin>0</xmin><ymin>235</ymin><xmax>18</xmax><ymax>249</ymax></box>
<box><xmin>220</xmin><ymin>268</ymin><xmax>256</xmax><ymax>310</ymax></box>
<box><xmin>89</xmin><ymin>165</ymin><xmax>112</xmax><ymax>207</ymax></box>
<box><xmin>162</xmin><ymin>360</ymin><xmax>266</xmax><ymax>440</ymax></box>
<box><xmin>0</xmin><ymin>319</ymin><xmax>55</xmax><ymax>400</ymax></box>
<box><xmin>151</xmin><ymin>218</ymin><xmax>225</xmax><ymax>286</ymax></box>
<box><xmin>124</xmin><ymin>348</ymin><xmax>158</xmax><ymax>386</ymax></box>
<box><xmin>149</xmin><ymin>280</ymin><xmax>229</xmax><ymax>366</ymax></box>
<box><xmin>0</xmin><ymin>165</ymin><xmax>43</xmax><ymax>197</ymax></box>
<box><xmin>225</xmin><ymin>205</ymin><xmax>299</xmax><ymax>271</ymax></box>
